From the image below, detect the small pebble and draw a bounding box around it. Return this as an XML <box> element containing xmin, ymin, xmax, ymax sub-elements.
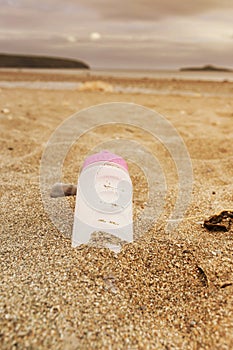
<box><xmin>1</xmin><ymin>107</ymin><xmax>10</xmax><ymax>114</ymax></box>
<box><xmin>211</xmin><ymin>250</ymin><xmax>222</xmax><ymax>256</ymax></box>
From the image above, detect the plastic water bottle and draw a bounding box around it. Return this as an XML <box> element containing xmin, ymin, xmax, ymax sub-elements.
<box><xmin>72</xmin><ymin>150</ymin><xmax>133</xmax><ymax>251</ymax></box>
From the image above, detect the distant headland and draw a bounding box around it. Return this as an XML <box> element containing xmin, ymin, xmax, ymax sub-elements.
<box><xmin>0</xmin><ymin>53</ymin><xmax>89</xmax><ymax>69</ymax></box>
<box><xmin>180</xmin><ymin>64</ymin><xmax>232</xmax><ymax>72</ymax></box>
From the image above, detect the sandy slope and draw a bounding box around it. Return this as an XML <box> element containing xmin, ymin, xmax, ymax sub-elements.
<box><xmin>0</xmin><ymin>72</ymin><xmax>233</xmax><ymax>349</ymax></box>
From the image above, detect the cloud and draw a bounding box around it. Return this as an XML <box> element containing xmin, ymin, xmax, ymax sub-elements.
<box><xmin>0</xmin><ymin>29</ymin><xmax>232</xmax><ymax>70</ymax></box>
<box><xmin>90</xmin><ymin>32</ymin><xmax>101</xmax><ymax>40</ymax></box>
<box><xmin>66</xmin><ymin>35</ymin><xmax>77</xmax><ymax>43</ymax></box>
<box><xmin>75</xmin><ymin>0</ymin><xmax>233</xmax><ymax>20</ymax></box>
<box><xmin>2</xmin><ymin>0</ymin><xmax>233</xmax><ymax>23</ymax></box>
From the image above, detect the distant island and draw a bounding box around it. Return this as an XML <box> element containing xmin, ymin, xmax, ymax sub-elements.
<box><xmin>0</xmin><ymin>53</ymin><xmax>89</xmax><ymax>69</ymax></box>
<box><xmin>180</xmin><ymin>64</ymin><xmax>232</xmax><ymax>72</ymax></box>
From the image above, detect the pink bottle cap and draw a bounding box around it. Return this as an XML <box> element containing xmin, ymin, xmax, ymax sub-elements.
<box><xmin>82</xmin><ymin>150</ymin><xmax>128</xmax><ymax>171</ymax></box>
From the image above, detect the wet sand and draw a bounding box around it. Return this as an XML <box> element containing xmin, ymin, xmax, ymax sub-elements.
<box><xmin>0</xmin><ymin>70</ymin><xmax>233</xmax><ymax>349</ymax></box>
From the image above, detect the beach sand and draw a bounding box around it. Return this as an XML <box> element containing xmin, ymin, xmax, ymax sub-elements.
<box><xmin>1</xmin><ymin>70</ymin><xmax>233</xmax><ymax>349</ymax></box>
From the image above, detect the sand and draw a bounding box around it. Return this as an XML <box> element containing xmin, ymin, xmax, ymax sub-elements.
<box><xmin>0</xmin><ymin>70</ymin><xmax>233</xmax><ymax>349</ymax></box>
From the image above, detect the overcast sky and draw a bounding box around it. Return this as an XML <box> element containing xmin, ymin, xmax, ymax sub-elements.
<box><xmin>0</xmin><ymin>0</ymin><xmax>232</xmax><ymax>69</ymax></box>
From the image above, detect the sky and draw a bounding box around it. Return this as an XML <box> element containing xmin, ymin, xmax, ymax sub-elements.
<box><xmin>0</xmin><ymin>0</ymin><xmax>232</xmax><ymax>69</ymax></box>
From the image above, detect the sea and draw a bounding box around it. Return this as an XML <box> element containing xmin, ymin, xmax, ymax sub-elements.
<box><xmin>0</xmin><ymin>68</ymin><xmax>232</xmax><ymax>97</ymax></box>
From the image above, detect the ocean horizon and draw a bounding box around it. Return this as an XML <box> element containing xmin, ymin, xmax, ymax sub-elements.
<box><xmin>1</xmin><ymin>67</ymin><xmax>233</xmax><ymax>82</ymax></box>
